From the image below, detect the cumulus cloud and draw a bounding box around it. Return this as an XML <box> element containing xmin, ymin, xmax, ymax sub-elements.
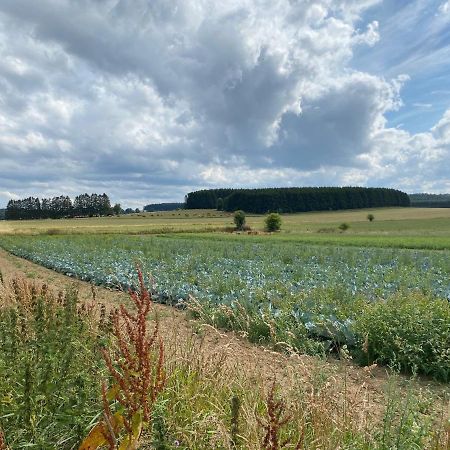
<box><xmin>0</xmin><ymin>0</ymin><xmax>449</xmax><ymax>208</ymax></box>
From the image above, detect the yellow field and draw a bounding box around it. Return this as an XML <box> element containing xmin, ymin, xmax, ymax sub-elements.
<box><xmin>0</xmin><ymin>209</ymin><xmax>233</xmax><ymax>235</ymax></box>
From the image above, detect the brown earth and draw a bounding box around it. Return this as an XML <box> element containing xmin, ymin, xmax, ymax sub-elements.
<box><xmin>0</xmin><ymin>247</ymin><xmax>448</xmax><ymax>423</ymax></box>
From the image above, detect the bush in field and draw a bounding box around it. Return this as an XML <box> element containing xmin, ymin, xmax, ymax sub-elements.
<box><xmin>367</xmin><ymin>213</ymin><xmax>375</xmax><ymax>222</ymax></box>
<box><xmin>265</xmin><ymin>213</ymin><xmax>282</xmax><ymax>232</ymax></box>
<box><xmin>338</xmin><ymin>222</ymin><xmax>350</xmax><ymax>232</ymax></box>
<box><xmin>354</xmin><ymin>292</ymin><xmax>450</xmax><ymax>382</ymax></box>
<box><xmin>233</xmin><ymin>210</ymin><xmax>246</xmax><ymax>230</ymax></box>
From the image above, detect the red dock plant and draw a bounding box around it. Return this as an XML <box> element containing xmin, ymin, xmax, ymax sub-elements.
<box><xmin>80</xmin><ymin>269</ymin><xmax>166</xmax><ymax>450</ymax></box>
<box><xmin>258</xmin><ymin>381</ymin><xmax>304</xmax><ymax>450</ymax></box>
<box><xmin>0</xmin><ymin>429</ymin><xmax>7</xmax><ymax>450</ymax></box>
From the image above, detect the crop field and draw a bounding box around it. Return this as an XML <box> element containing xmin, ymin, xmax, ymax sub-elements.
<box><xmin>1</xmin><ymin>232</ymin><xmax>449</xmax><ymax>381</ymax></box>
<box><xmin>1</xmin><ymin>270</ymin><xmax>448</xmax><ymax>449</ymax></box>
<box><xmin>0</xmin><ymin>208</ymin><xmax>450</xmax><ymax>448</ymax></box>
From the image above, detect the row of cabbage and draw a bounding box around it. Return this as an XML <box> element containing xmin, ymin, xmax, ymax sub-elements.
<box><xmin>1</xmin><ymin>235</ymin><xmax>449</xmax><ymax>348</ymax></box>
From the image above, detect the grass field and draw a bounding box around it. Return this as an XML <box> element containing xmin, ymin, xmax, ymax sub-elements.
<box><xmin>1</xmin><ymin>207</ymin><xmax>450</xmax><ymax>249</ymax></box>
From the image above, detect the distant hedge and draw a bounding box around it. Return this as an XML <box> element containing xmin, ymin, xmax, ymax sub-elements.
<box><xmin>185</xmin><ymin>187</ymin><xmax>410</xmax><ymax>213</ymax></box>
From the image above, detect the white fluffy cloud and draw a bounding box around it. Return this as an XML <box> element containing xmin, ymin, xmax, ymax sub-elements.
<box><xmin>0</xmin><ymin>0</ymin><xmax>448</xmax><ymax>207</ymax></box>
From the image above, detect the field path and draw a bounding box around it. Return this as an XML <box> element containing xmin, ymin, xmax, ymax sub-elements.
<box><xmin>0</xmin><ymin>248</ymin><xmax>448</xmax><ymax>423</ymax></box>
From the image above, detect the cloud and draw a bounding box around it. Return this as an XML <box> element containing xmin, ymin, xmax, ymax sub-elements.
<box><xmin>0</xmin><ymin>191</ymin><xmax>20</xmax><ymax>206</ymax></box>
<box><xmin>0</xmin><ymin>0</ymin><xmax>449</xmax><ymax>208</ymax></box>
<box><xmin>439</xmin><ymin>1</ymin><xmax>450</xmax><ymax>14</ymax></box>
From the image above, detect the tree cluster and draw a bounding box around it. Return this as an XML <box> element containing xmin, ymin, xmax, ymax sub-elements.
<box><xmin>143</xmin><ymin>202</ymin><xmax>184</xmax><ymax>212</ymax></box>
<box><xmin>124</xmin><ymin>208</ymin><xmax>141</xmax><ymax>214</ymax></box>
<box><xmin>184</xmin><ymin>189</ymin><xmax>235</xmax><ymax>209</ymax></box>
<box><xmin>185</xmin><ymin>187</ymin><xmax>410</xmax><ymax>213</ymax></box>
<box><xmin>5</xmin><ymin>193</ymin><xmax>112</xmax><ymax>220</ymax></box>
<box><xmin>409</xmin><ymin>193</ymin><xmax>450</xmax><ymax>208</ymax></box>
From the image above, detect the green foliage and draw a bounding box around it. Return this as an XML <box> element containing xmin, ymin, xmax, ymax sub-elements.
<box><xmin>152</xmin><ymin>400</ymin><xmax>171</xmax><ymax>450</ymax></box>
<box><xmin>409</xmin><ymin>193</ymin><xmax>450</xmax><ymax>207</ymax></box>
<box><xmin>367</xmin><ymin>213</ymin><xmax>375</xmax><ymax>222</ymax></box>
<box><xmin>185</xmin><ymin>187</ymin><xmax>411</xmax><ymax>213</ymax></box>
<box><xmin>216</xmin><ymin>197</ymin><xmax>224</xmax><ymax>211</ymax></box>
<box><xmin>233</xmin><ymin>210</ymin><xmax>246</xmax><ymax>230</ymax></box>
<box><xmin>1</xmin><ymin>234</ymin><xmax>450</xmax><ymax>381</ymax></box>
<box><xmin>112</xmin><ymin>203</ymin><xmax>122</xmax><ymax>215</ymax></box>
<box><xmin>0</xmin><ymin>266</ymin><xmax>448</xmax><ymax>448</ymax></box>
<box><xmin>143</xmin><ymin>202</ymin><xmax>184</xmax><ymax>212</ymax></box>
<box><xmin>338</xmin><ymin>222</ymin><xmax>350</xmax><ymax>231</ymax></box>
<box><xmin>354</xmin><ymin>292</ymin><xmax>450</xmax><ymax>381</ymax></box>
<box><xmin>0</xmin><ymin>280</ymin><xmax>107</xmax><ymax>447</ymax></box>
<box><xmin>5</xmin><ymin>193</ymin><xmax>112</xmax><ymax>220</ymax></box>
<box><xmin>265</xmin><ymin>213</ymin><xmax>282</xmax><ymax>232</ymax></box>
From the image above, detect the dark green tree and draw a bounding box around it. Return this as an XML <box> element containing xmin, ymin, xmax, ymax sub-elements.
<box><xmin>112</xmin><ymin>203</ymin><xmax>122</xmax><ymax>215</ymax></box>
<box><xmin>265</xmin><ymin>213</ymin><xmax>282</xmax><ymax>232</ymax></box>
<box><xmin>233</xmin><ymin>210</ymin><xmax>246</xmax><ymax>230</ymax></box>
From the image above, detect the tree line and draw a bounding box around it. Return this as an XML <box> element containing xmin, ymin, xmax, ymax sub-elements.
<box><xmin>5</xmin><ymin>193</ymin><xmax>113</xmax><ymax>220</ymax></box>
<box><xmin>185</xmin><ymin>187</ymin><xmax>410</xmax><ymax>213</ymax></box>
<box><xmin>143</xmin><ymin>202</ymin><xmax>184</xmax><ymax>212</ymax></box>
<box><xmin>409</xmin><ymin>193</ymin><xmax>450</xmax><ymax>208</ymax></box>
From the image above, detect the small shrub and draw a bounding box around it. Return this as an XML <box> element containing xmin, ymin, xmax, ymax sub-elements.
<box><xmin>265</xmin><ymin>213</ymin><xmax>282</xmax><ymax>232</ymax></box>
<box><xmin>338</xmin><ymin>222</ymin><xmax>350</xmax><ymax>232</ymax></box>
<box><xmin>233</xmin><ymin>210</ymin><xmax>246</xmax><ymax>231</ymax></box>
<box><xmin>353</xmin><ymin>292</ymin><xmax>450</xmax><ymax>382</ymax></box>
<box><xmin>367</xmin><ymin>213</ymin><xmax>375</xmax><ymax>222</ymax></box>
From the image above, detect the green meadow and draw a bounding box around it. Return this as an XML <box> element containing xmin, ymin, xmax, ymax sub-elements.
<box><xmin>1</xmin><ymin>207</ymin><xmax>450</xmax><ymax>249</ymax></box>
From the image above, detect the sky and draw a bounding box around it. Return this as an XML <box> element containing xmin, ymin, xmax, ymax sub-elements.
<box><xmin>0</xmin><ymin>0</ymin><xmax>449</xmax><ymax>209</ymax></box>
